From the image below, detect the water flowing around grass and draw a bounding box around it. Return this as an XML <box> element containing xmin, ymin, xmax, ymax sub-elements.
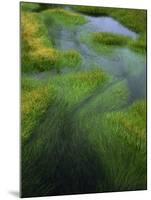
<box><xmin>21</xmin><ymin>2</ymin><xmax>147</xmax><ymax>198</ymax></box>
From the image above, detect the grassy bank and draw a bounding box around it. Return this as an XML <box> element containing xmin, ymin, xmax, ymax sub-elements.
<box><xmin>21</xmin><ymin>78</ymin><xmax>56</xmax><ymax>143</ymax></box>
<box><xmin>78</xmin><ymin>99</ymin><xmax>146</xmax><ymax>191</ymax></box>
<box><xmin>21</xmin><ymin>7</ymin><xmax>86</xmax><ymax>72</ymax></box>
<box><xmin>21</xmin><ymin>69</ymin><xmax>109</xmax><ymax>197</ymax></box>
<box><xmin>21</xmin><ymin>69</ymin><xmax>108</xmax><ymax>142</ymax></box>
<box><xmin>41</xmin><ymin>8</ymin><xmax>87</xmax><ymax>28</ymax></box>
<box><xmin>21</xmin><ymin>2</ymin><xmax>41</xmax><ymax>12</ymax></box>
<box><xmin>92</xmin><ymin>32</ymin><xmax>129</xmax><ymax>46</ymax></box>
<box><xmin>73</xmin><ymin>6</ymin><xmax>146</xmax><ymax>33</ymax></box>
<box><xmin>73</xmin><ymin>6</ymin><xmax>146</xmax><ymax>53</ymax></box>
<box><xmin>129</xmin><ymin>34</ymin><xmax>147</xmax><ymax>53</ymax></box>
<box><xmin>80</xmin><ymin>32</ymin><xmax>146</xmax><ymax>55</ymax></box>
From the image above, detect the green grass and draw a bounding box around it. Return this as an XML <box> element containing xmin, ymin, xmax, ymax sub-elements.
<box><xmin>21</xmin><ymin>66</ymin><xmax>146</xmax><ymax>197</ymax></box>
<box><xmin>41</xmin><ymin>8</ymin><xmax>87</xmax><ymax>28</ymax></box>
<box><xmin>81</xmin><ymin>32</ymin><xmax>146</xmax><ymax>55</ymax></box>
<box><xmin>21</xmin><ymin>2</ymin><xmax>41</xmax><ymax>12</ymax></box>
<box><xmin>21</xmin><ymin>69</ymin><xmax>109</xmax><ymax>197</ymax></box>
<box><xmin>21</xmin><ymin>3</ymin><xmax>147</xmax><ymax>197</ymax></box>
<box><xmin>21</xmin><ymin>78</ymin><xmax>56</xmax><ymax>143</ymax></box>
<box><xmin>21</xmin><ymin>11</ymin><xmax>57</xmax><ymax>72</ymax></box>
<box><xmin>74</xmin><ymin>5</ymin><xmax>146</xmax><ymax>54</ymax></box>
<box><xmin>52</xmin><ymin>69</ymin><xmax>109</xmax><ymax>107</ymax></box>
<box><xmin>111</xmin><ymin>9</ymin><xmax>146</xmax><ymax>34</ymax></box>
<box><xmin>73</xmin><ymin>6</ymin><xmax>146</xmax><ymax>33</ymax></box>
<box><xmin>78</xmin><ymin>99</ymin><xmax>146</xmax><ymax>191</ymax></box>
<box><xmin>99</xmin><ymin>100</ymin><xmax>147</xmax><ymax>190</ymax></box>
<box><xmin>92</xmin><ymin>32</ymin><xmax>130</xmax><ymax>46</ymax></box>
<box><xmin>21</xmin><ymin>10</ymin><xmax>83</xmax><ymax>73</ymax></box>
<box><xmin>73</xmin><ymin>6</ymin><xmax>111</xmax><ymax>16</ymax></box>
<box><xmin>129</xmin><ymin>34</ymin><xmax>147</xmax><ymax>53</ymax></box>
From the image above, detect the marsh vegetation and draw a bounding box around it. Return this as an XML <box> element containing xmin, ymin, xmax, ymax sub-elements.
<box><xmin>21</xmin><ymin>2</ymin><xmax>147</xmax><ymax>198</ymax></box>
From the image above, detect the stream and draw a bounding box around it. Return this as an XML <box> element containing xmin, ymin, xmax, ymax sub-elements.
<box><xmin>22</xmin><ymin>9</ymin><xmax>147</xmax><ymax>196</ymax></box>
<box><xmin>48</xmin><ymin>14</ymin><xmax>146</xmax><ymax>103</ymax></box>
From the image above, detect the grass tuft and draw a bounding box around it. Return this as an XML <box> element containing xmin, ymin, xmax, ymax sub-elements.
<box><xmin>21</xmin><ymin>11</ymin><xmax>83</xmax><ymax>72</ymax></box>
<box><xmin>21</xmin><ymin>78</ymin><xmax>56</xmax><ymax>143</ymax></box>
<box><xmin>92</xmin><ymin>32</ymin><xmax>130</xmax><ymax>46</ymax></box>
<box><xmin>41</xmin><ymin>8</ymin><xmax>87</xmax><ymax>28</ymax></box>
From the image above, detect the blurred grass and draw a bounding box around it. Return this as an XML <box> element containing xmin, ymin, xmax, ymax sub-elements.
<box><xmin>21</xmin><ymin>2</ymin><xmax>41</xmax><ymax>12</ymax></box>
<box><xmin>21</xmin><ymin>3</ymin><xmax>147</xmax><ymax>197</ymax></box>
<box><xmin>92</xmin><ymin>32</ymin><xmax>130</xmax><ymax>46</ymax></box>
<box><xmin>74</xmin><ymin>6</ymin><xmax>146</xmax><ymax>54</ymax></box>
<box><xmin>41</xmin><ymin>8</ymin><xmax>87</xmax><ymax>28</ymax></box>
<box><xmin>73</xmin><ymin>6</ymin><xmax>146</xmax><ymax>33</ymax></box>
<box><xmin>81</xmin><ymin>32</ymin><xmax>146</xmax><ymax>55</ymax></box>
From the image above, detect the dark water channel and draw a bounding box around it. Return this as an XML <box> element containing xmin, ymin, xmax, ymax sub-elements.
<box><xmin>48</xmin><ymin>14</ymin><xmax>146</xmax><ymax>103</ymax></box>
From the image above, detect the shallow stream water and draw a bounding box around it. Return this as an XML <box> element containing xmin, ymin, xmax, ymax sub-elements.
<box><xmin>48</xmin><ymin>14</ymin><xmax>146</xmax><ymax>103</ymax></box>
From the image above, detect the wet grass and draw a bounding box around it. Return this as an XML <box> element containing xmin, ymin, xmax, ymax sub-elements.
<box><xmin>81</xmin><ymin>32</ymin><xmax>146</xmax><ymax>55</ymax></box>
<box><xmin>129</xmin><ymin>34</ymin><xmax>147</xmax><ymax>54</ymax></box>
<box><xmin>21</xmin><ymin>10</ymin><xmax>83</xmax><ymax>73</ymax></box>
<box><xmin>21</xmin><ymin>69</ymin><xmax>108</xmax><ymax>142</ymax></box>
<box><xmin>52</xmin><ymin>69</ymin><xmax>109</xmax><ymax>107</ymax></box>
<box><xmin>21</xmin><ymin>3</ymin><xmax>147</xmax><ymax>198</ymax></box>
<box><xmin>74</xmin><ymin>6</ymin><xmax>146</xmax><ymax>54</ymax></box>
<box><xmin>21</xmin><ymin>69</ymin><xmax>109</xmax><ymax>197</ymax></box>
<box><xmin>21</xmin><ymin>2</ymin><xmax>41</xmax><ymax>12</ymax></box>
<box><xmin>41</xmin><ymin>8</ymin><xmax>87</xmax><ymax>28</ymax></box>
<box><xmin>78</xmin><ymin>99</ymin><xmax>147</xmax><ymax>192</ymax></box>
<box><xmin>73</xmin><ymin>6</ymin><xmax>146</xmax><ymax>34</ymax></box>
<box><xmin>21</xmin><ymin>11</ymin><xmax>58</xmax><ymax>72</ymax></box>
<box><xmin>21</xmin><ymin>78</ymin><xmax>56</xmax><ymax>143</ymax></box>
<box><xmin>92</xmin><ymin>32</ymin><xmax>130</xmax><ymax>46</ymax></box>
